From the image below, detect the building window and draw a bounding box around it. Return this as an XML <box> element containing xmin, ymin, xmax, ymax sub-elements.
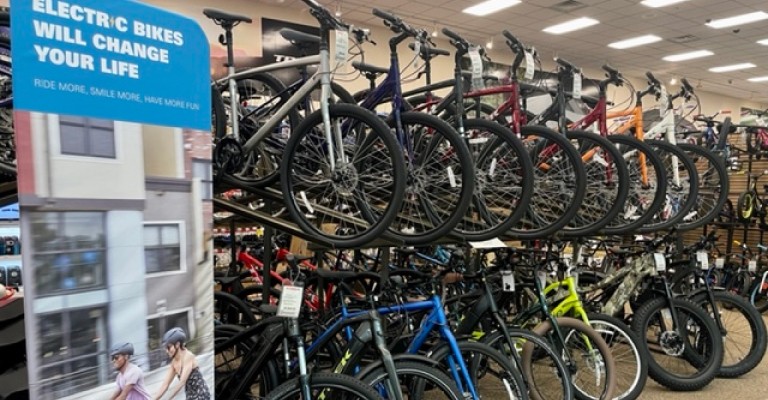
<box><xmin>37</xmin><ymin>306</ymin><xmax>108</xmax><ymax>399</ymax></box>
<box><xmin>146</xmin><ymin>310</ymin><xmax>190</xmax><ymax>370</ymax></box>
<box><xmin>59</xmin><ymin>114</ymin><xmax>116</xmax><ymax>158</ymax></box>
<box><xmin>192</xmin><ymin>159</ymin><xmax>212</xmax><ymax>200</ymax></box>
<box><xmin>144</xmin><ymin>223</ymin><xmax>182</xmax><ymax>274</ymax></box>
<box><xmin>30</xmin><ymin>212</ymin><xmax>107</xmax><ymax>295</ymax></box>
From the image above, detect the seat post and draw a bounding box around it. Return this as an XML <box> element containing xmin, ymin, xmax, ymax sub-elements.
<box><xmin>222</xmin><ymin>24</ymin><xmax>240</xmax><ymax>140</ymax></box>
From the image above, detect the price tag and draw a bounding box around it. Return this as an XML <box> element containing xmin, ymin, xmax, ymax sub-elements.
<box><xmin>413</xmin><ymin>40</ymin><xmax>421</xmax><ymax>68</ymax></box>
<box><xmin>654</xmin><ymin>253</ymin><xmax>666</xmax><ymax>272</ymax></box>
<box><xmin>572</xmin><ymin>72</ymin><xmax>582</xmax><ymax>98</ymax></box>
<box><xmin>469</xmin><ymin>46</ymin><xmax>485</xmax><ymax>90</ymax></box>
<box><xmin>501</xmin><ymin>270</ymin><xmax>515</xmax><ymax>292</ymax></box>
<box><xmin>696</xmin><ymin>251</ymin><xmax>709</xmax><ymax>270</ymax></box>
<box><xmin>468</xmin><ymin>238</ymin><xmax>508</xmax><ymax>249</ymax></box>
<box><xmin>749</xmin><ymin>260</ymin><xmax>757</xmax><ymax>272</ymax></box>
<box><xmin>659</xmin><ymin>85</ymin><xmax>667</xmax><ymax>117</ymax></box>
<box><xmin>715</xmin><ymin>258</ymin><xmax>725</xmax><ymax>269</ymax></box>
<box><xmin>335</xmin><ymin>29</ymin><xmax>349</xmax><ymax>65</ymax></box>
<box><xmin>524</xmin><ymin>51</ymin><xmax>535</xmax><ymax>80</ymax></box>
<box><xmin>447</xmin><ymin>166</ymin><xmax>457</xmax><ymax>188</ymax></box>
<box><xmin>489</xmin><ymin>158</ymin><xmax>497</xmax><ymax>177</ymax></box>
<box><xmin>277</xmin><ymin>285</ymin><xmax>304</xmax><ymax>318</ymax></box>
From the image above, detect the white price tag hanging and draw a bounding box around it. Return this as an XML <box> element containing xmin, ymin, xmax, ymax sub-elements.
<box><xmin>276</xmin><ymin>284</ymin><xmax>304</xmax><ymax>318</ymax></box>
<box><xmin>524</xmin><ymin>51</ymin><xmax>535</xmax><ymax>80</ymax></box>
<box><xmin>696</xmin><ymin>251</ymin><xmax>709</xmax><ymax>270</ymax></box>
<box><xmin>489</xmin><ymin>158</ymin><xmax>498</xmax><ymax>177</ymax></box>
<box><xmin>447</xmin><ymin>166</ymin><xmax>457</xmax><ymax>188</ymax></box>
<box><xmin>572</xmin><ymin>72</ymin><xmax>582</xmax><ymax>98</ymax></box>
<box><xmin>749</xmin><ymin>260</ymin><xmax>757</xmax><ymax>272</ymax></box>
<box><xmin>468</xmin><ymin>238</ymin><xmax>508</xmax><ymax>249</ymax></box>
<box><xmin>468</xmin><ymin>46</ymin><xmax>485</xmax><ymax>90</ymax></box>
<box><xmin>501</xmin><ymin>270</ymin><xmax>515</xmax><ymax>292</ymax></box>
<box><xmin>715</xmin><ymin>258</ymin><xmax>725</xmax><ymax>269</ymax></box>
<box><xmin>659</xmin><ymin>85</ymin><xmax>668</xmax><ymax>117</ymax></box>
<box><xmin>413</xmin><ymin>40</ymin><xmax>421</xmax><ymax>68</ymax></box>
<box><xmin>334</xmin><ymin>29</ymin><xmax>349</xmax><ymax>66</ymax></box>
<box><xmin>653</xmin><ymin>253</ymin><xmax>666</xmax><ymax>272</ymax></box>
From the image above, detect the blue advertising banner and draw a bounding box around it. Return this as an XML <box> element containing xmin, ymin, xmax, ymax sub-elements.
<box><xmin>11</xmin><ymin>0</ymin><xmax>210</xmax><ymax>130</ymax></box>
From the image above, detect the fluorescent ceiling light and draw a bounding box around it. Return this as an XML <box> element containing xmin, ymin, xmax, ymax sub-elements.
<box><xmin>747</xmin><ymin>76</ymin><xmax>768</xmax><ymax>82</ymax></box>
<box><xmin>758</xmin><ymin>38</ymin><xmax>768</xmax><ymax>45</ymax></box>
<box><xmin>706</xmin><ymin>11</ymin><xmax>768</xmax><ymax>29</ymax></box>
<box><xmin>641</xmin><ymin>0</ymin><xmax>689</xmax><ymax>7</ymax></box>
<box><xmin>543</xmin><ymin>17</ymin><xmax>599</xmax><ymax>34</ymax></box>
<box><xmin>663</xmin><ymin>50</ymin><xmax>714</xmax><ymax>62</ymax></box>
<box><xmin>462</xmin><ymin>0</ymin><xmax>521</xmax><ymax>16</ymax></box>
<box><xmin>608</xmin><ymin>34</ymin><xmax>662</xmax><ymax>49</ymax></box>
<box><xmin>709</xmin><ymin>63</ymin><xmax>756</xmax><ymax>73</ymax></box>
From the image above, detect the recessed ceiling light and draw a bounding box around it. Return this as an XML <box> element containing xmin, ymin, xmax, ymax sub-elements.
<box><xmin>543</xmin><ymin>17</ymin><xmax>599</xmax><ymax>34</ymax></box>
<box><xmin>747</xmin><ymin>76</ymin><xmax>768</xmax><ymax>82</ymax></box>
<box><xmin>708</xmin><ymin>63</ymin><xmax>756</xmax><ymax>73</ymax></box>
<box><xmin>641</xmin><ymin>0</ymin><xmax>689</xmax><ymax>7</ymax></box>
<box><xmin>662</xmin><ymin>50</ymin><xmax>714</xmax><ymax>62</ymax></box>
<box><xmin>462</xmin><ymin>0</ymin><xmax>521</xmax><ymax>16</ymax></box>
<box><xmin>706</xmin><ymin>11</ymin><xmax>768</xmax><ymax>29</ymax></box>
<box><xmin>608</xmin><ymin>34</ymin><xmax>662</xmax><ymax>49</ymax></box>
<box><xmin>758</xmin><ymin>38</ymin><xmax>768</xmax><ymax>45</ymax></box>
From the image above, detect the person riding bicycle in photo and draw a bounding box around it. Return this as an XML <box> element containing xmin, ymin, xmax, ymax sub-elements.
<box><xmin>153</xmin><ymin>327</ymin><xmax>210</xmax><ymax>400</ymax></box>
<box><xmin>109</xmin><ymin>342</ymin><xmax>151</xmax><ymax>400</ymax></box>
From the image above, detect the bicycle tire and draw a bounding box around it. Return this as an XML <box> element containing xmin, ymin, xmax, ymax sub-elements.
<box><xmin>602</xmin><ymin>135</ymin><xmax>667</xmax><ymax>235</ymax></box>
<box><xmin>562</xmin><ymin>130</ymin><xmax>630</xmax><ymax>237</ymax></box>
<box><xmin>482</xmin><ymin>328</ymin><xmax>574</xmax><ymax>400</ymax></box>
<box><xmin>265</xmin><ymin>372</ymin><xmax>385</xmax><ymax>400</ymax></box>
<box><xmin>456</xmin><ymin>118</ymin><xmax>535</xmax><ymax>241</ymax></box>
<box><xmin>357</xmin><ymin>360</ymin><xmax>464</xmax><ymax>400</ymax></box>
<box><xmin>508</xmin><ymin>125</ymin><xmax>587</xmax><ymax>239</ymax></box>
<box><xmin>630</xmin><ymin>297</ymin><xmax>723</xmax><ymax>391</ymax></box>
<box><xmin>688</xmin><ymin>290</ymin><xmax>767</xmax><ymax>378</ymax></box>
<box><xmin>384</xmin><ymin>111</ymin><xmax>475</xmax><ymax>245</ymax></box>
<box><xmin>528</xmin><ymin>316</ymin><xmax>617</xmax><ymax>400</ymax></box>
<box><xmin>214</xmin><ymin>324</ymin><xmax>281</xmax><ymax>396</ymax></box>
<box><xmin>675</xmin><ymin>143</ymin><xmax>729</xmax><ymax>231</ymax></box>
<box><xmin>637</xmin><ymin>140</ymin><xmax>698</xmax><ymax>233</ymax></box>
<box><xmin>214</xmin><ymin>291</ymin><xmax>258</xmax><ymax>326</ymax></box>
<box><xmin>280</xmin><ymin>103</ymin><xmax>406</xmax><ymax>248</ymax></box>
<box><xmin>428</xmin><ymin>339</ymin><xmax>529</xmax><ymax>400</ymax></box>
<box><xmin>736</xmin><ymin>191</ymin><xmax>754</xmax><ymax>222</ymax></box>
<box><xmin>586</xmin><ymin>313</ymin><xmax>648</xmax><ymax>400</ymax></box>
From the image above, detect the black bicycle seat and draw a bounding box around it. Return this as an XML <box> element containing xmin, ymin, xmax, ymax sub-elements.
<box><xmin>280</xmin><ymin>28</ymin><xmax>320</xmax><ymax>46</ymax></box>
<box><xmin>407</xmin><ymin>43</ymin><xmax>450</xmax><ymax>60</ymax></box>
<box><xmin>351</xmin><ymin>61</ymin><xmax>389</xmax><ymax>76</ymax></box>
<box><xmin>203</xmin><ymin>8</ymin><xmax>252</xmax><ymax>25</ymax></box>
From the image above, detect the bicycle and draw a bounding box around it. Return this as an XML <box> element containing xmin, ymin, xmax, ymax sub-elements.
<box><xmin>736</xmin><ymin>169</ymin><xmax>768</xmax><ymax>224</ymax></box>
<box><xmin>206</xmin><ymin>2</ymin><xmax>407</xmax><ymax>248</ymax></box>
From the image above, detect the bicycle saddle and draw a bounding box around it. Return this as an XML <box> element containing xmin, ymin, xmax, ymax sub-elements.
<box><xmin>280</xmin><ymin>28</ymin><xmax>320</xmax><ymax>46</ymax></box>
<box><xmin>352</xmin><ymin>61</ymin><xmax>389</xmax><ymax>76</ymax></box>
<box><xmin>203</xmin><ymin>8</ymin><xmax>252</xmax><ymax>25</ymax></box>
<box><xmin>407</xmin><ymin>43</ymin><xmax>450</xmax><ymax>60</ymax></box>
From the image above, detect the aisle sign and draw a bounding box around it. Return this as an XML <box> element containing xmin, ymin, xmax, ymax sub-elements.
<box><xmin>11</xmin><ymin>0</ymin><xmax>210</xmax><ymax>129</ymax></box>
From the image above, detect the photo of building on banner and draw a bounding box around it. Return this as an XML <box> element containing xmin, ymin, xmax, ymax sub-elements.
<box><xmin>10</xmin><ymin>0</ymin><xmax>213</xmax><ymax>398</ymax></box>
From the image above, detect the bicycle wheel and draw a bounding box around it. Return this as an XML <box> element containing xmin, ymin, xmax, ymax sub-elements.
<box><xmin>214</xmin><ymin>291</ymin><xmax>258</xmax><ymax>326</ymax></box>
<box><xmin>602</xmin><ymin>136</ymin><xmax>666</xmax><ymax>235</ymax></box>
<box><xmin>266</xmin><ymin>372</ymin><xmax>385</xmax><ymax>400</ymax></box>
<box><xmin>675</xmin><ymin>143</ymin><xmax>729</xmax><ymax>231</ymax></box>
<box><xmin>214</xmin><ymin>322</ymin><xmax>281</xmax><ymax>397</ymax></box>
<box><xmin>428</xmin><ymin>340</ymin><xmax>529</xmax><ymax>400</ymax></box>
<box><xmin>456</xmin><ymin>118</ymin><xmax>534</xmax><ymax>241</ymax></box>
<box><xmin>586</xmin><ymin>313</ymin><xmax>648</xmax><ymax>400</ymax></box>
<box><xmin>508</xmin><ymin>125</ymin><xmax>587</xmax><ymax>239</ymax></box>
<box><xmin>562</xmin><ymin>130</ymin><xmax>629</xmax><ymax>237</ymax></box>
<box><xmin>482</xmin><ymin>328</ymin><xmax>574</xmax><ymax>400</ymax></box>
<box><xmin>638</xmin><ymin>140</ymin><xmax>698</xmax><ymax>233</ymax></box>
<box><xmin>358</xmin><ymin>360</ymin><xmax>464</xmax><ymax>400</ymax></box>
<box><xmin>529</xmin><ymin>317</ymin><xmax>616</xmax><ymax>400</ymax></box>
<box><xmin>630</xmin><ymin>297</ymin><xmax>723</xmax><ymax>391</ymax></box>
<box><xmin>736</xmin><ymin>191</ymin><xmax>755</xmax><ymax>222</ymax></box>
<box><xmin>280</xmin><ymin>103</ymin><xmax>406</xmax><ymax>248</ymax></box>
<box><xmin>688</xmin><ymin>290</ymin><xmax>767</xmax><ymax>378</ymax></box>
<box><xmin>385</xmin><ymin>111</ymin><xmax>474</xmax><ymax>245</ymax></box>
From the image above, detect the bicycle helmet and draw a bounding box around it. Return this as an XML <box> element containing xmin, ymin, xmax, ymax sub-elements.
<box><xmin>110</xmin><ymin>342</ymin><xmax>134</xmax><ymax>357</ymax></box>
<box><xmin>162</xmin><ymin>327</ymin><xmax>187</xmax><ymax>347</ymax></box>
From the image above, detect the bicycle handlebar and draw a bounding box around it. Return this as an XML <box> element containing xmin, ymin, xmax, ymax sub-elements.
<box><xmin>602</xmin><ymin>64</ymin><xmax>618</xmax><ymax>76</ymax></box>
<box><xmin>372</xmin><ymin>8</ymin><xmax>397</xmax><ymax>24</ymax></box>
<box><xmin>645</xmin><ymin>71</ymin><xmax>660</xmax><ymax>86</ymax></box>
<box><xmin>555</xmin><ymin>57</ymin><xmax>579</xmax><ymax>72</ymax></box>
<box><xmin>681</xmin><ymin>77</ymin><xmax>694</xmax><ymax>93</ymax></box>
<box><xmin>441</xmin><ymin>27</ymin><xmax>465</xmax><ymax>44</ymax></box>
<box><xmin>502</xmin><ymin>29</ymin><xmax>523</xmax><ymax>50</ymax></box>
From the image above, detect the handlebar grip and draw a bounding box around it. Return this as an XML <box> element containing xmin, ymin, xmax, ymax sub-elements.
<box><xmin>681</xmin><ymin>77</ymin><xmax>694</xmax><ymax>93</ymax></box>
<box><xmin>372</xmin><ymin>8</ymin><xmax>398</xmax><ymax>23</ymax></box>
<box><xmin>441</xmin><ymin>27</ymin><xmax>465</xmax><ymax>43</ymax></box>
<box><xmin>555</xmin><ymin>57</ymin><xmax>578</xmax><ymax>72</ymax></box>
<box><xmin>502</xmin><ymin>29</ymin><xmax>523</xmax><ymax>48</ymax></box>
<box><xmin>602</xmin><ymin>64</ymin><xmax>618</xmax><ymax>75</ymax></box>
<box><xmin>645</xmin><ymin>71</ymin><xmax>660</xmax><ymax>86</ymax></box>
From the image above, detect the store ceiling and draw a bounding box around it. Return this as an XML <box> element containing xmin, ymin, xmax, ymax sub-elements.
<box><xmin>261</xmin><ymin>0</ymin><xmax>768</xmax><ymax>105</ymax></box>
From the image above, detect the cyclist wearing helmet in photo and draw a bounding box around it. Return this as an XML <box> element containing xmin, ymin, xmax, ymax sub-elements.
<box><xmin>110</xmin><ymin>342</ymin><xmax>151</xmax><ymax>400</ymax></box>
<box><xmin>153</xmin><ymin>327</ymin><xmax>210</xmax><ymax>400</ymax></box>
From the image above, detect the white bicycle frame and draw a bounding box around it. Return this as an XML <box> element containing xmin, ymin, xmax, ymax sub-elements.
<box><xmin>643</xmin><ymin>84</ymin><xmax>681</xmax><ymax>188</ymax></box>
